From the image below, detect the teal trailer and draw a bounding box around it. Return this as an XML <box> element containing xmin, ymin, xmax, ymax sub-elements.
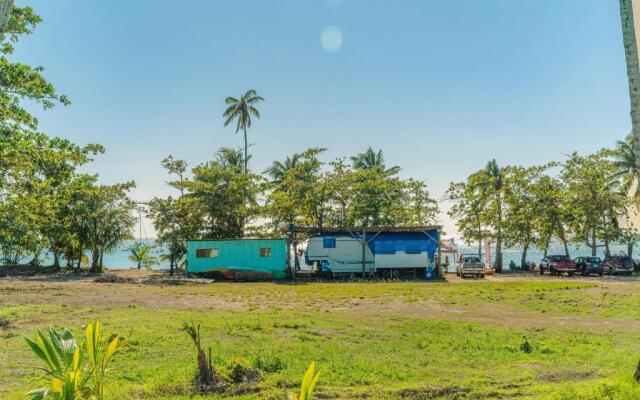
<box><xmin>186</xmin><ymin>238</ymin><xmax>288</xmax><ymax>280</ymax></box>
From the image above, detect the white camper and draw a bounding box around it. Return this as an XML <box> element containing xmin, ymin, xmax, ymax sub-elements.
<box><xmin>305</xmin><ymin>235</ymin><xmax>374</xmax><ymax>276</ymax></box>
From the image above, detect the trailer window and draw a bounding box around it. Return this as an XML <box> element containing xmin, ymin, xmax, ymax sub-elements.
<box><xmin>196</xmin><ymin>248</ymin><xmax>218</xmax><ymax>258</ymax></box>
<box><xmin>323</xmin><ymin>237</ymin><xmax>336</xmax><ymax>248</ymax></box>
<box><xmin>260</xmin><ymin>247</ymin><xmax>272</xmax><ymax>257</ymax></box>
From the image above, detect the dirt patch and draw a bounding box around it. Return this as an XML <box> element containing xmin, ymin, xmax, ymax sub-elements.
<box><xmin>537</xmin><ymin>369</ymin><xmax>598</xmax><ymax>382</ymax></box>
<box><xmin>395</xmin><ymin>386</ymin><xmax>473</xmax><ymax>399</ymax></box>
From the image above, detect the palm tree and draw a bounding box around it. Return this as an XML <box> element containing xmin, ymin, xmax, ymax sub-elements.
<box><xmin>216</xmin><ymin>147</ymin><xmax>247</xmax><ymax>173</ymax></box>
<box><xmin>223</xmin><ymin>90</ymin><xmax>264</xmax><ymax>174</ymax></box>
<box><xmin>470</xmin><ymin>159</ymin><xmax>506</xmax><ymax>273</ymax></box>
<box><xmin>350</xmin><ymin>146</ymin><xmax>400</xmax><ymax>175</ymax></box>
<box><xmin>613</xmin><ymin>133</ymin><xmax>636</xmax><ymax>189</ymax></box>
<box><xmin>620</xmin><ymin>0</ymin><xmax>640</xmax><ymax>184</ymax></box>
<box><xmin>265</xmin><ymin>154</ymin><xmax>300</xmax><ymax>184</ymax></box>
<box><xmin>128</xmin><ymin>242</ymin><xmax>159</xmax><ymax>270</ymax></box>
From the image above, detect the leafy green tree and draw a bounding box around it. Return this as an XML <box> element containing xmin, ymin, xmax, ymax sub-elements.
<box><xmin>264</xmin><ymin>148</ymin><xmax>327</xmax><ymax>269</ymax></box>
<box><xmin>71</xmin><ymin>182</ymin><xmax>136</xmax><ymax>272</ymax></box>
<box><xmin>0</xmin><ymin>4</ymin><xmax>69</xmax><ymax>129</ymax></box>
<box><xmin>469</xmin><ymin>159</ymin><xmax>506</xmax><ymax>272</ymax></box>
<box><xmin>502</xmin><ymin>164</ymin><xmax>555</xmax><ymax>266</ymax></box>
<box><xmin>446</xmin><ymin>180</ymin><xmax>488</xmax><ymax>256</ymax></box>
<box><xmin>147</xmin><ymin>196</ymin><xmax>202</xmax><ymax>275</ymax></box>
<box><xmin>160</xmin><ymin>155</ymin><xmax>187</xmax><ymax>197</ymax></box>
<box><xmin>532</xmin><ymin>175</ymin><xmax>571</xmax><ymax>258</ymax></box>
<box><xmin>562</xmin><ymin>150</ymin><xmax>626</xmax><ymax>257</ymax></box>
<box><xmin>222</xmin><ymin>90</ymin><xmax>264</xmax><ymax>174</ymax></box>
<box><xmin>182</xmin><ymin>148</ymin><xmax>262</xmax><ymax>238</ymax></box>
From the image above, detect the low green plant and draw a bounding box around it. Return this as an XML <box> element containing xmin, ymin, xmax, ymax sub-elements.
<box><xmin>288</xmin><ymin>362</ymin><xmax>320</xmax><ymax>400</ymax></box>
<box><xmin>24</xmin><ymin>321</ymin><xmax>123</xmax><ymax>400</ymax></box>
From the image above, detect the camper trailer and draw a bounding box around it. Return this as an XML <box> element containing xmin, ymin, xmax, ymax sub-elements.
<box><xmin>301</xmin><ymin>227</ymin><xmax>441</xmax><ymax>278</ymax></box>
<box><xmin>305</xmin><ymin>235</ymin><xmax>375</xmax><ymax>276</ymax></box>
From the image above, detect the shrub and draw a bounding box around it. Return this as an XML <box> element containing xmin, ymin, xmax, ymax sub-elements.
<box><xmin>520</xmin><ymin>337</ymin><xmax>533</xmax><ymax>353</ymax></box>
<box><xmin>226</xmin><ymin>357</ymin><xmax>260</xmax><ymax>384</ymax></box>
<box><xmin>253</xmin><ymin>350</ymin><xmax>287</xmax><ymax>373</ymax></box>
<box><xmin>24</xmin><ymin>321</ymin><xmax>123</xmax><ymax>400</ymax></box>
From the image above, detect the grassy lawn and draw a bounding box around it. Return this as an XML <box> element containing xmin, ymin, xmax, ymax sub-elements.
<box><xmin>2</xmin><ymin>273</ymin><xmax>640</xmax><ymax>399</ymax></box>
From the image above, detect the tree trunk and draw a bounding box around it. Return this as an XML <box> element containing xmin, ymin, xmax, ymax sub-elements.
<box><xmin>557</xmin><ymin>222</ymin><xmax>570</xmax><ymax>258</ymax></box>
<box><xmin>620</xmin><ymin>0</ymin><xmax>640</xmax><ymax>179</ymax></box>
<box><xmin>170</xmin><ymin>257</ymin><xmax>175</xmax><ymax>276</ymax></box>
<box><xmin>521</xmin><ymin>240</ymin><xmax>529</xmax><ymax>268</ymax></box>
<box><xmin>52</xmin><ymin>250</ymin><xmax>60</xmax><ymax>271</ymax></box>
<box><xmin>590</xmin><ymin>228</ymin><xmax>597</xmax><ymax>256</ymax></box>
<box><xmin>243</xmin><ymin>126</ymin><xmax>248</xmax><ymax>174</ymax></box>
<box><xmin>477</xmin><ymin>222</ymin><xmax>482</xmax><ymax>256</ymax></box>
<box><xmin>629</xmin><ymin>241</ymin><xmax>635</xmax><ymax>258</ymax></box>
<box><xmin>292</xmin><ymin>240</ymin><xmax>300</xmax><ymax>270</ymax></box>
<box><xmin>91</xmin><ymin>249</ymin><xmax>101</xmax><ymax>272</ymax></box>
<box><xmin>542</xmin><ymin>232</ymin><xmax>551</xmax><ymax>258</ymax></box>
<box><xmin>0</xmin><ymin>1</ymin><xmax>13</xmax><ymax>32</ymax></box>
<box><xmin>99</xmin><ymin>251</ymin><xmax>104</xmax><ymax>269</ymax></box>
<box><xmin>495</xmin><ymin>195</ymin><xmax>503</xmax><ymax>273</ymax></box>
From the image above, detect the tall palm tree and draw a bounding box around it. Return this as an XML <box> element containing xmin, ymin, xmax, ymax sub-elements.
<box><xmin>265</xmin><ymin>154</ymin><xmax>300</xmax><ymax>184</ymax></box>
<box><xmin>620</xmin><ymin>0</ymin><xmax>640</xmax><ymax>184</ymax></box>
<box><xmin>223</xmin><ymin>90</ymin><xmax>264</xmax><ymax>174</ymax></box>
<box><xmin>470</xmin><ymin>159</ymin><xmax>506</xmax><ymax>273</ymax></box>
<box><xmin>350</xmin><ymin>146</ymin><xmax>400</xmax><ymax>175</ymax></box>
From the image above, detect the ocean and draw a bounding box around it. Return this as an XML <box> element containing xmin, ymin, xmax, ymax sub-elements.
<box><xmin>7</xmin><ymin>239</ymin><xmax>636</xmax><ymax>271</ymax></box>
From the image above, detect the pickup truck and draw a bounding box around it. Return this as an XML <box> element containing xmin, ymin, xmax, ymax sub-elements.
<box><xmin>456</xmin><ymin>254</ymin><xmax>485</xmax><ymax>278</ymax></box>
<box><xmin>540</xmin><ymin>255</ymin><xmax>576</xmax><ymax>276</ymax></box>
<box><xmin>603</xmin><ymin>255</ymin><xmax>634</xmax><ymax>276</ymax></box>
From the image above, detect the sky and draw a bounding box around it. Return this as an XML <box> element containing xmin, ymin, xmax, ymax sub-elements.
<box><xmin>13</xmin><ymin>0</ymin><xmax>632</xmax><ymax>238</ymax></box>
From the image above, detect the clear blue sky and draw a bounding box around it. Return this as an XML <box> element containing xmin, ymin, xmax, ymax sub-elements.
<box><xmin>15</xmin><ymin>0</ymin><xmax>631</xmax><ymax>237</ymax></box>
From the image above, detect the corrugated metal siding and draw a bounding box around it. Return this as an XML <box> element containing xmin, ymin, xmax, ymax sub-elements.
<box><xmin>187</xmin><ymin>239</ymin><xmax>288</xmax><ymax>278</ymax></box>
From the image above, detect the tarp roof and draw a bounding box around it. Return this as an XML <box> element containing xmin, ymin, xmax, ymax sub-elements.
<box><xmin>289</xmin><ymin>225</ymin><xmax>442</xmax><ymax>234</ymax></box>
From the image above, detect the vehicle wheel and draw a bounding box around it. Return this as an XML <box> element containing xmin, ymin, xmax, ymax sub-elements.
<box><xmin>598</xmin><ymin>271</ymin><xmax>603</xmax><ymax>277</ymax></box>
<box><xmin>540</xmin><ymin>267</ymin><xmax>544</xmax><ymax>276</ymax></box>
<box><xmin>581</xmin><ymin>266</ymin><xmax>587</xmax><ymax>276</ymax></box>
<box><xmin>480</xmin><ymin>274</ymin><xmax>485</xmax><ymax>278</ymax></box>
<box><xmin>568</xmin><ymin>272</ymin><xmax>574</xmax><ymax>277</ymax></box>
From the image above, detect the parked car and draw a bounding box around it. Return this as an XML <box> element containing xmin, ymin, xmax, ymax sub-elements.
<box><xmin>603</xmin><ymin>255</ymin><xmax>634</xmax><ymax>276</ymax></box>
<box><xmin>574</xmin><ymin>256</ymin><xmax>603</xmax><ymax>276</ymax></box>
<box><xmin>456</xmin><ymin>254</ymin><xmax>485</xmax><ymax>278</ymax></box>
<box><xmin>539</xmin><ymin>255</ymin><xmax>577</xmax><ymax>276</ymax></box>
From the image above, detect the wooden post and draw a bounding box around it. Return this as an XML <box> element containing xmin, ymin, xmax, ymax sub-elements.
<box><xmin>361</xmin><ymin>226</ymin><xmax>366</xmax><ymax>278</ymax></box>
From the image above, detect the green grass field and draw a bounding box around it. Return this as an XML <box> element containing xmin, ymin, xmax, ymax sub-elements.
<box><xmin>2</xmin><ymin>273</ymin><xmax>640</xmax><ymax>399</ymax></box>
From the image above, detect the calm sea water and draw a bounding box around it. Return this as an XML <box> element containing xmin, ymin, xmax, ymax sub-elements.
<box><xmin>11</xmin><ymin>239</ymin><xmax>637</xmax><ymax>271</ymax></box>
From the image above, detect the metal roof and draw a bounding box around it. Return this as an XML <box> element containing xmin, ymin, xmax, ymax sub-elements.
<box><xmin>288</xmin><ymin>225</ymin><xmax>442</xmax><ymax>234</ymax></box>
